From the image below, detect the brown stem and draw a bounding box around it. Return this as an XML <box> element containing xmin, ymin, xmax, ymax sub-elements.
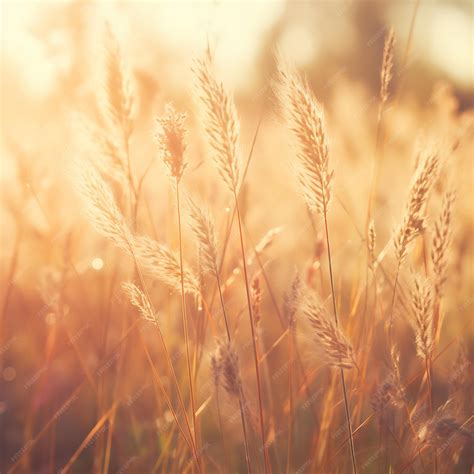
<box><xmin>388</xmin><ymin>261</ymin><xmax>401</xmax><ymax>351</ymax></box>
<box><xmin>323</xmin><ymin>211</ymin><xmax>358</xmax><ymax>474</ymax></box>
<box><xmin>366</xmin><ymin>105</ymin><xmax>385</xmax><ymax>232</ymax></box>
<box><xmin>215</xmin><ymin>270</ymin><xmax>231</xmax><ymax>341</ymax></box>
<box><xmin>215</xmin><ymin>264</ymin><xmax>251</xmax><ymax>473</ymax></box>
<box><xmin>142</xmin><ymin>333</ymin><xmax>194</xmax><ymax>457</ymax></box>
<box><xmin>286</xmin><ymin>326</ymin><xmax>294</xmax><ymax>474</ymax></box>
<box><xmin>425</xmin><ymin>356</ymin><xmax>438</xmax><ymax>474</ymax></box>
<box><xmin>176</xmin><ymin>181</ymin><xmax>199</xmax><ymax>465</ymax></box>
<box><xmin>238</xmin><ymin>391</ymin><xmax>253</xmax><ymax>474</ymax></box>
<box><xmin>215</xmin><ymin>386</ymin><xmax>232</xmax><ymax>473</ymax></box>
<box><xmin>234</xmin><ymin>190</ymin><xmax>270</xmax><ymax>473</ymax></box>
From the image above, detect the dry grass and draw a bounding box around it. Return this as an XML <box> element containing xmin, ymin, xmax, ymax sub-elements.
<box><xmin>1</xmin><ymin>6</ymin><xmax>473</xmax><ymax>474</ymax></box>
<box><xmin>301</xmin><ymin>290</ymin><xmax>357</xmax><ymax>370</ymax></box>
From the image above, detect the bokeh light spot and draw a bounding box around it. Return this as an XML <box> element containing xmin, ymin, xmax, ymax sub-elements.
<box><xmin>3</xmin><ymin>367</ymin><xmax>16</xmax><ymax>382</ymax></box>
<box><xmin>91</xmin><ymin>257</ymin><xmax>104</xmax><ymax>271</ymax></box>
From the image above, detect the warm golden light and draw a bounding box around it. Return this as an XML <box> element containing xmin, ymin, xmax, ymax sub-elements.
<box><xmin>1</xmin><ymin>1</ymin><xmax>472</xmax><ymax>473</ymax></box>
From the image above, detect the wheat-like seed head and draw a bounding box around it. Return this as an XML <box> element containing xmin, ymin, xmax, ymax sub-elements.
<box><xmin>156</xmin><ymin>104</ymin><xmax>187</xmax><ymax>182</ymax></box>
<box><xmin>77</xmin><ymin>114</ymin><xmax>129</xmax><ymax>190</ymax></box>
<box><xmin>375</xmin><ymin>347</ymin><xmax>404</xmax><ymax>405</ymax></box>
<box><xmin>246</xmin><ymin>226</ymin><xmax>284</xmax><ymax>266</ymax></box>
<box><xmin>210</xmin><ymin>353</ymin><xmax>221</xmax><ymax>388</ymax></box>
<box><xmin>390</xmin><ymin>345</ymin><xmax>402</xmax><ymax>382</ymax></box>
<box><xmin>449</xmin><ymin>344</ymin><xmax>470</xmax><ymax>394</ymax></box>
<box><xmin>409</xmin><ymin>273</ymin><xmax>434</xmax><ymax>359</ymax></box>
<box><xmin>75</xmin><ymin>162</ymin><xmax>200</xmax><ymax>298</ymax></box>
<box><xmin>251</xmin><ymin>275</ymin><xmax>262</xmax><ymax>328</ymax></box>
<box><xmin>77</xmin><ymin>26</ymin><xmax>134</xmax><ymax>206</ymax></box>
<box><xmin>275</xmin><ymin>55</ymin><xmax>333</xmax><ymax>215</ymax></box>
<box><xmin>394</xmin><ymin>151</ymin><xmax>439</xmax><ymax>261</ymax></box>
<box><xmin>301</xmin><ymin>291</ymin><xmax>356</xmax><ymax>369</ymax></box>
<box><xmin>103</xmin><ymin>25</ymin><xmax>133</xmax><ymax>142</ymax></box>
<box><xmin>368</xmin><ymin>219</ymin><xmax>376</xmax><ymax>266</ymax></box>
<box><xmin>122</xmin><ymin>282</ymin><xmax>158</xmax><ymax>325</ymax></box>
<box><xmin>76</xmin><ymin>27</ymin><xmax>134</xmax><ymax>199</ymax></box>
<box><xmin>254</xmin><ymin>226</ymin><xmax>284</xmax><ymax>255</ymax></box>
<box><xmin>380</xmin><ymin>28</ymin><xmax>395</xmax><ymax>106</ymax></box>
<box><xmin>418</xmin><ymin>410</ymin><xmax>471</xmax><ymax>448</ymax></box>
<box><xmin>186</xmin><ymin>195</ymin><xmax>219</xmax><ymax>277</ymax></box>
<box><xmin>283</xmin><ymin>273</ymin><xmax>301</xmax><ymax>330</ymax></box>
<box><xmin>193</xmin><ymin>58</ymin><xmax>241</xmax><ymax>193</ymax></box>
<box><xmin>372</xmin><ymin>347</ymin><xmax>405</xmax><ymax>425</ymax></box>
<box><xmin>74</xmin><ymin>160</ymin><xmax>130</xmax><ymax>250</ymax></box>
<box><xmin>371</xmin><ymin>372</ymin><xmax>405</xmax><ymax>416</ymax></box>
<box><xmin>133</xmin><ymin>234</ymin><xmax>200</xmax><ymax>297</ymax></box>
<box><xmin>213</xmin><ymin>340</ymin><xmax>242</xmax><ymax>398</ymax></box>
<box><xmin>431</xmin><ymin>189</ymin><xmax>455</xmax><ymax>296</ymax></box>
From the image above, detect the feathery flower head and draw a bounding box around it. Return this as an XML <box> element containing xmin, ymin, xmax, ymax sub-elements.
<box><xmin>193</xmin><ymin>58</ymin><xmax>242</xmax><ymax>193</ymax></box>
<box><xmin>431</xmin><ymin>189</ymin><xmax>455</xmax><ymax>296</ymax></box>
<box><xmin>409</xmin><ymin>273</ymin><xmax>434</xmax><ymax>359</ymax></box>
<box><xmin>300</xmin><ymin>290</ymin><xmax>356</xmax><ymax>369</ymax></box>
<box><xmin>380</xmin><ymin>28</ymin><xmax>395</xmax><ymax>105</ymax></box>
<box><xmin>212</xmin><ymin>340</ymin><xmax>242</xmax><ymax>397</ymax></box>
<box><xmin>123</xmin><ymin>282</ymin><xmax>158</xmax><ymax>325</ymax></box>
<box><xmin>156</xmin><ymin>104</ymin><xmax>188</xmax><ymax>181</ymax></box>
<box><xmin>275</xmin><ymin>55</ymin><xmax>333</xmax><ymax>215</ymax></box>
<box><xmin>394</xmin><ymin>150</ymin><xmax>439</xmax><ymax>261</ymax></box>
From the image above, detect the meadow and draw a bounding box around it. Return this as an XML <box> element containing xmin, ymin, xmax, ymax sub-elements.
<box><xmin>1</xmin><ymin>2</ymin><xmax>473</xmax><ymax>473</ymax></box>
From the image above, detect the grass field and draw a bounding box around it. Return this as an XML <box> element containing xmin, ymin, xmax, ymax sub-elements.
<box><xmin>1</xmin><ymin>2</ymin><xmax>473</xmax><ymax>473</ymax></box>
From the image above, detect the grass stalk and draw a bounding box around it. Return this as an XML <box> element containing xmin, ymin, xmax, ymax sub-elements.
<box><xmin>213</xmin><ymin>257</ymin><xmax>251</xmax><ymax>474</ymax></box>
<box><xmin>323</xmin><ymin>211</ymin><xmax>358</xmax><ymax>474</ymax></box>
<box><xmin>125</xmin><ymin>237</ymin><xmax>202</xmax><ymax>471</ymax></box>
<box><xmin>175</xmin><ymin>181</ymin><xmax>199</xmax><ymax>463</ymax></box>
<box><xmin>238</xmin><ymin>392</ymin><xmax>253</xmax><ymax>474</ymax></box>
<box><xmin>388</xmin><ymin>261</ymin><xmax>401</xmax><ymax>351</ymax></box>
<box><xmin>233</xmin><ymin>189</ymin><xmax>270</xmax><ymax>473</ymax></box>
<box><xmin>286</xmin><ymin>326</ymin><xmax>294</xmax><ymax>474</ymax></box>
<box><xmin>424</xmin><ymin>356</ymin><xmax>438</xmax><ymax>474</ymax></box>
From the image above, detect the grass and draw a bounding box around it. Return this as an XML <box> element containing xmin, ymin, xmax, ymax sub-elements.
<box><xmin>1</xmin><ymin>7</ymin><xmax>473</xmax><ymax>474</ymax></box>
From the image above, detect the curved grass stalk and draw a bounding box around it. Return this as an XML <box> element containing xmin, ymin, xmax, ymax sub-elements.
<box><xmin>323</xmin><ymin>212</ymin><xmax>358</xmax><ymax>474</ymax></box>
<box><xmin>233</xmin><ymin>191</ymin><xmax>270</xmax><ymax>473</ymax></box>
<box><xmin>175</xmin><ymin>182</ymin><xmax>200</xmax><ymax>468</ymax></box>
